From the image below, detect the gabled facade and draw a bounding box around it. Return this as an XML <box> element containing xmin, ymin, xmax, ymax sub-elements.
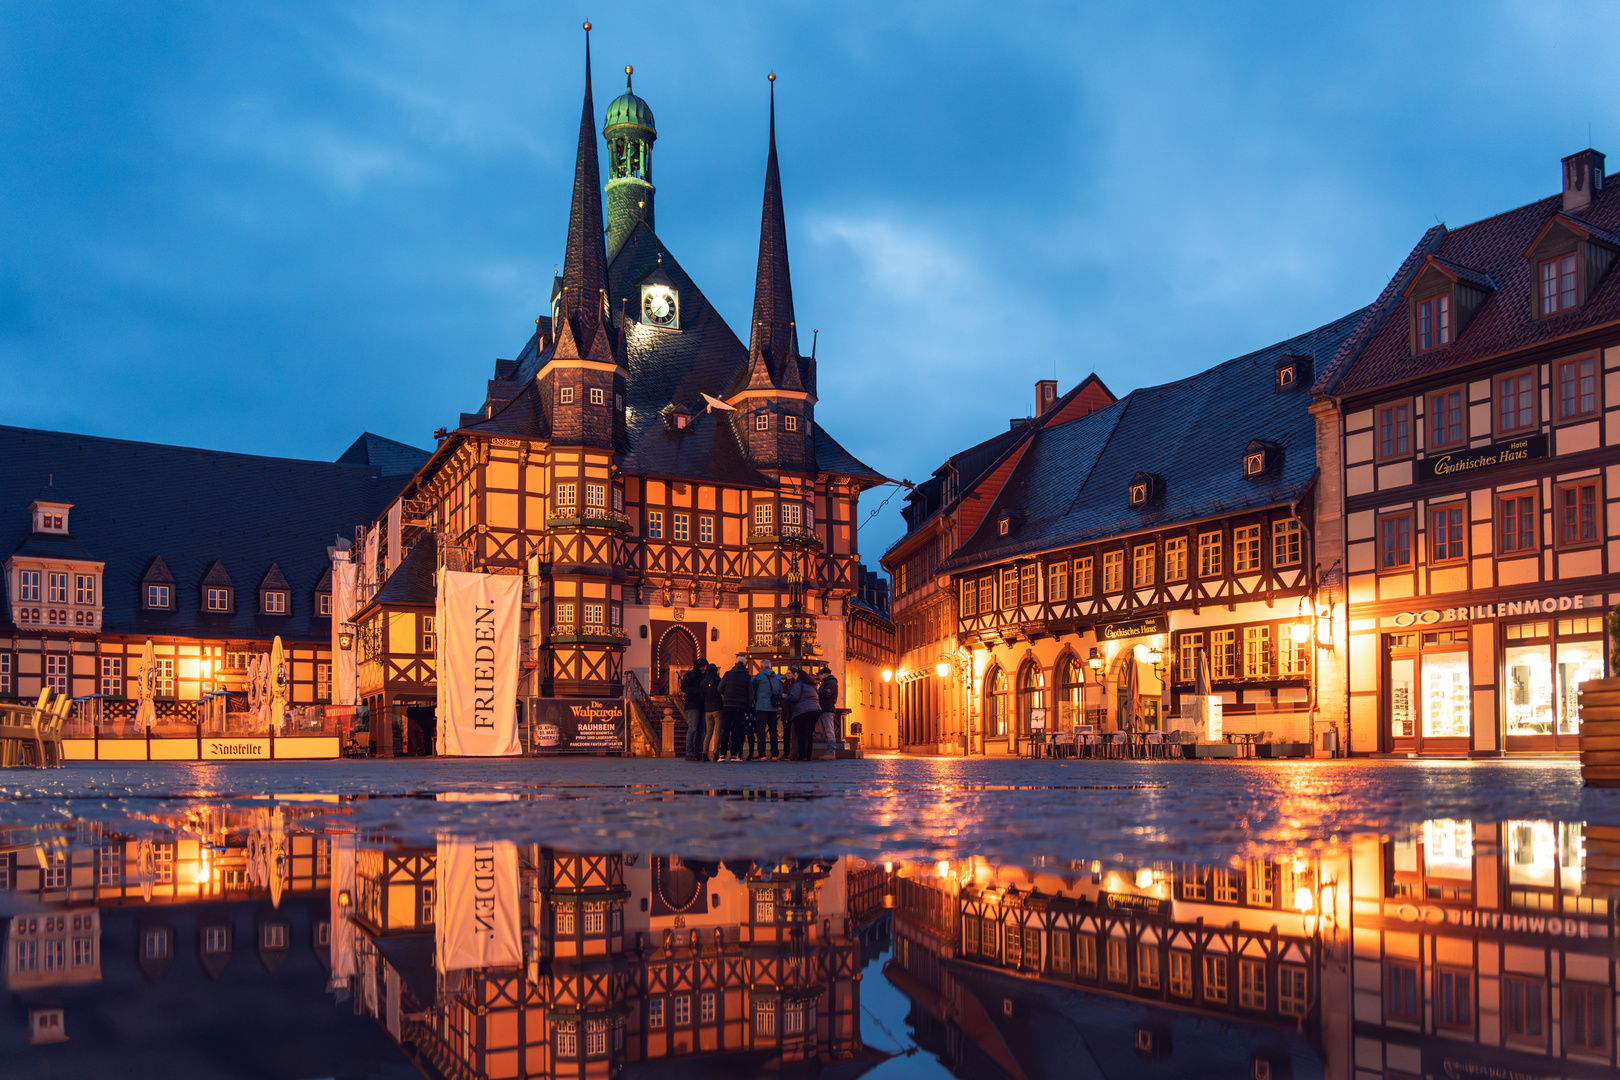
<box><xmin>348</xmin><ymin>30</ymin><xmax>885</xmax><ymax>751</ymax></box>
<box><xmin>0</xmin><ymin>427</ymin><xmax>423</xmax><ymax>723</ymax></box>
<box><xmin>933</xmin><ymin>313</ymin><xmax>1363</xmax><ymax>756</ymax></box>
<box><xmin>1313</xmin><ymin>147</ymin><xmax>1620</xmax><ymax>758</ymax></box>
<box><xmin>879</xmin><ymin>376</ymin><xmax>1115</xmax><ymax>752</ymax></box>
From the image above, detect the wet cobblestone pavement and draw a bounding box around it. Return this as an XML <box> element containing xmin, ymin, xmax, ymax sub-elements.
<box><xmin>0</xmin><ymin>756</ymin><xmax>1600</xmax><ymax>865</ymax></box>
<box><xmin>7</xmin><ymin>757</ymin><xmax>1620</xmax><ymax>1079</ymax></box>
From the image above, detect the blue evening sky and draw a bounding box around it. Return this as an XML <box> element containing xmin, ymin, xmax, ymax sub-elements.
<box><xmin>2</xmin><ymin>3</ymin><xmax>1616</xmax><ymax>563</ymax></box>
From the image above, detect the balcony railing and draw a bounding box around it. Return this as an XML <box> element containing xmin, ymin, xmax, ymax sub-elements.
<box><xmin>746</xmin><ymin>524</ymin><xmax>822</xmax><ymax>549</ymax></box>
<box><xmin>548</xmin><ymin>507</ymin><xmax>631</xmax><ymax>531</ymax></box>
<box><xmin>547</xmin><ymin>622</ymin><xmax>631</xmax><ymax>646</ymax></box>
<box><xmin>744</xmin><ymin>633</ymin><xmax>822</xmax><ymax>658</ymax></box>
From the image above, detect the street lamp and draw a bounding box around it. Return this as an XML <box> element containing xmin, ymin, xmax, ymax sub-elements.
<box><xmin>1087</xmin><ymin>647</ymin><xmax>1105</xmax><ymax>685</ymax></box>
<box><xmin>1145</xmin><ymin>644</ymin><xmax>1166</xmax><ymax>680</ymax></box>
<box><xmin>935</xmin><ymin>662</ymin><xmax>950</xmax><ymax>678</ymax></box>
<box><xmin>881</xmin><ymin>669</ymin><xmax>893</xmax><ymax>683</ymax></box>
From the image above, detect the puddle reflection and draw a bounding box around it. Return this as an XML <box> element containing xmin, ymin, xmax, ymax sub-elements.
<box><xmin>6</xmin><ymin>804</ymin><xmax>1620</xmax><ymax>1078</ymax></box>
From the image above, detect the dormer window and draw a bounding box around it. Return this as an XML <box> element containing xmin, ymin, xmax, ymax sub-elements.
<box><xmin>1417</xmin><ymin>294</ymin><xmax>1451</xmax><ymax>350</ymax></box>
<box><xmin>146</xmin><ymin>585</ymin><xmax>170</xmax><ymax>609</ymax></box>
<box><xmin>1541</xmin><ymin>254</ymin><xmax>1577</xmax><ymax>314</ymax></box>
<box><xmin>996</xmin><ymin>509</ymin><xmax>1027</xmax><ymax>536</ymax></box>
<box><xmin>262</xmin><ymin>591</ymin><xmax>287</xmax><ymax>614</ymax></box>
<box><xmin>1275</xmin><ymin>364</ymin><xmax>1295</xmax><ymax>389</ymax></box>
<box><xmin>1524</xmin><ymin>212</ymin><xmax>1617</xmax><ymax>319</ymax></box>
<box><xmin>200</xmin><ymin>559</ymin><xmax>235</xmax><ymax>614</ymax></box>
<box><xmin>1242</xmin><ymin>440</ymin><xmax>1281</xmax><ymax>479</ymax></box>
<box><xmin>1127</xmin><ymin>472</ymin><xmax>1161</xmax><ymax>509</ymax></box>
<box><xmin>259</xmin><ymin>563</ymin><xmax>291</xmax><ymax>616</ymax></box>
<box><xmin>206</xmin><ymin>588</ymin><xmax>230</xmax><ymax>611</ymax></box>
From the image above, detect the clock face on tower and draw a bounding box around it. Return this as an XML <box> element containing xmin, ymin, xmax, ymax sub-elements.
<box><xmin>641</xmin><ymin>285</ymin><xmax>678</xmax><ymax>328</ymax></box>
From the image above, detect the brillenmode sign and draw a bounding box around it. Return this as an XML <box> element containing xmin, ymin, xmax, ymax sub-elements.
<box><xmin>1417</xmin><ymin>433</ymin><xmax>1547</xmax><ymax>482</ymax></box>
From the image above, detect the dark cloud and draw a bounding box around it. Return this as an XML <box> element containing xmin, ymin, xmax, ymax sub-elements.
<box><xmin>1</xmin><ymin>1</ymin><xmax>1616</xmax><ymax>564</ymax></box>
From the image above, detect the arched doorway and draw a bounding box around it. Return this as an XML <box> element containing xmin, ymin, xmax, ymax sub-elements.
<box><xmin>655</xmin><ymin>626</ymin><xmax>700</xmax><ymax>698</ymax></box>
<box><xmin>984</xmin><ymin>666</ymin><xmax>1009</xmax><ymax>738</ymax></box>
<box><xmin>1017</xmin><ymin>661</ymin><xmax>1045</xmax><ymax>738</ymax></box>
<box><xmin>1057</xmin><ymin>655</ymin><xmax>1086</xmax><ymax>731</ymax></box>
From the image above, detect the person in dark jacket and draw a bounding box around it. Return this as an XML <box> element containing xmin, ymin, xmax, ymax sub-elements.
<box><xmin>718</xmin><ymin>658</ymin><xmax>752</xmax><ymax>762</ymax></box>
<box><xmin>701</xmin><ymin>663</ymin><xmax>724</xmax><ymax>761</ymax></box>
<box><xmin>816</xmin><ymin>666</ymin><xmax>840</xmax><ymax>761</ymax></box>
<box><xmin>680</xmin><ymin>660</ymin><xmax>706</xmax><ymax>761</ymax></box>
<box><xmin>751</xmin><ymin>660</ymin><xmax>783</xmax><ymax>760</ymax></box>
<box><xmin>784</xmin><ymin>667</ymin><xmax>822</xmax><ymax>761</ymax></box>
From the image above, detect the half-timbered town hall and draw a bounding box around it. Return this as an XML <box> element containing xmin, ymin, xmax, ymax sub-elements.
<box><xmin>344</xmin><ymin>31</ymin><xmax>884</xmax><ymax>753</ymax></box>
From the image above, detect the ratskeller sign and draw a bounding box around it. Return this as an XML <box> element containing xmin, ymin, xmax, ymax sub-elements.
<box><xmin>1417</xmin><ymin>433</ymin><xmax>1547</xmax><ymax>482</ymax></box>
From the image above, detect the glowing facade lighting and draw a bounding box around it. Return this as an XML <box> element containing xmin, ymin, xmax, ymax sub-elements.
<box><xmin>935</xmin><ymin>662</ymin><xmax>950</xmax><ymax>678</ymax></box>
<box><xmin>881</xmin><ymin>669</ymin><xmax>893</xmax><ymax>683</ymax></box>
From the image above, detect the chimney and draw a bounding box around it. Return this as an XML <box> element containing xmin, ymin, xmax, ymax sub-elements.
<box><xmin>1562</xmin><ymin>148</ymin><xmax>1606</xmax><ymax>213</ymax></box>
<box><xmin>1035</xmin><ymin>379</ymin><xmax>1058</xmax><ymax>417</ymax></box>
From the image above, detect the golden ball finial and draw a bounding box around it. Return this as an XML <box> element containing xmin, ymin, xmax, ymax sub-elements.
<box><xmin>626</xmin><ymin>65</ymin><xmax>633</xmax><ymax>75</ymax></box>
<box><xmin>768</xmin><ymin>71</ymin><xmax>776</xmax><ymax>82</ymax></box>
<box><xmin>582</xmin><ymin>20</ymin><xmax>591</xmax><ymax>31</ymax></box>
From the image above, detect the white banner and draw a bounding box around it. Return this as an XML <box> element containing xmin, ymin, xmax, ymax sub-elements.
<box><xmin>434</xmin><ymin>839</ymin><xmax>522</xmax><ymax>972</ymax></box>
<box><xmin>329</xmin><ymin>833</ymin><xmax>359</xmax><ymax>981</ymax></box>
<box><xmin>435</xmin><ymin>569</ymin><xmax>522</xmax><ymax>757</ymax></box>
<box><xmin>331</xmin><ymin>553</ymin><xmax>357</xmax><ymax>706</ymax></box>
<box><xmin>363</xmin><ymin>525</ymin><xmax>379</xmax><ymax>588</ymax></box>
<box><xmin>385</xmin><ymin>500</ymin><xmax>403</xmax><ymax>575</ymax></box>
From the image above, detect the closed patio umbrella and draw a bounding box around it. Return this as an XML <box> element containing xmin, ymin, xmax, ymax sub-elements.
<box><xmin>134</xmin><ymin>639</ymin><xmax>158</xmax><ymax>735</ymax></box>
<box><xmin>1194</xmin><ymin>647</ymin><xmax>1212</xmax><ymax>697</ymax></box>
<box><xmin>1122</xmin><ymin>653</ymin><xmax>1140</xmax><ymax>733</ymax></box>
<box><xmin>269</xmin><ymin>637</ymin><xmax>287</xmax><ymax>735</ymax></box>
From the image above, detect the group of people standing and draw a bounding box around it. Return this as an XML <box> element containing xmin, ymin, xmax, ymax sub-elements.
<box><xmin>680</xmin><ymin>657</ymin><xmax>840</xmax><ymax>762</ymax></box>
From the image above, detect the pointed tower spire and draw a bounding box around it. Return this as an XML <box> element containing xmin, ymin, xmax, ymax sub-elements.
<box><xmin>560</xmin><ymin>22</ymin><xmax>610</xmax><ymax>349</ymax></box>
<box><xmin>747</xmin><ymin>72</ymin><xmax>802</xmax><ymax>389</ymax></box>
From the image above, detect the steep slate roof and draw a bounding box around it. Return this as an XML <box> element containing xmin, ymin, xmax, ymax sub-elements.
<box><xmin>335</xmin><ymin>432</ymin><xmax>433</xmax><ymax>477</ymax></box>
<box><xmin>369</xmin><ymin>533</ymin><xmax>437</xmax><ymax>607</ymax></box>
<box><xmin>943</xmin><ymin>308</ymin><xmax>1368</xmax><ymax>572</ymax></box>
<box><xmin>11</xmin><ymin>531</ymin><xmax>97</xmax><ymax>561</ymax></box>
<box><xmin>1332</xmin><ymin>171</ymin><xmax>1620</xmax><ymax>395</ymax></box>
<box><xmin>462</xmin><ymin>73</ymin><xmax>882</xmax><ymax>491</ymax></box>
<box><xmin>742</xmin><ymin>80</ymin><xmax>809</xmax><ymax>395</ymax></box>
<box><xmin>0</xmin><ymin>425</ymin><xmax>421</xmax><ymax>641</ymax></box>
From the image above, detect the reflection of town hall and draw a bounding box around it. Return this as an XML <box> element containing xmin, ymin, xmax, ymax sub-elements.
<box><xmin>0</xmin><ymin>28</ymin><xmax>884</xmax><ymax>755</ymax></box>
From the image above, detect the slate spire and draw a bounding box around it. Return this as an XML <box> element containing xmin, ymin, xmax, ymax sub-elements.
<box><xmin>747</xmin><ymin>74</ymin><xmax>804</xmax><ymax>392</ymax></box>
<box><xmin>559</xmin><ymin>22</ymin><xmax>611</xmax><ymax>353</ymax></box>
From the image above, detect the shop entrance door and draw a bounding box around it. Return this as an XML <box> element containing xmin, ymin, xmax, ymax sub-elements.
<box><xmin>1386</xmin><ymin>629</ymin><xmax>1471</xmax><ymax>755</ymax></box>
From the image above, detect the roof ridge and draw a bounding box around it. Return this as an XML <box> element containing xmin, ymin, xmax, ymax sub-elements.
<box><xmin>1315</xmin><ymin>226</ymin><xmax>1446</xmax><ymax>394</ymax></box>
<box><xmin>0</xmin><ymin>424</ymin><xmax>398</xmax><ymax>472</ymax></box>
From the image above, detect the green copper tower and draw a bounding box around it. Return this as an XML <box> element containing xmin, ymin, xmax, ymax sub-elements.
<box><xmin>604</xmin><ymin>65</ymin><xmax>656</xmax><ymax>260</ymax></box>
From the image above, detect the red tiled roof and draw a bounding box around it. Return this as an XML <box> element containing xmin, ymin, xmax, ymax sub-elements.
<box><xmin>1334</xmin><ymin>176</ymin><xmax>1620</xmax><ymax>396</ymax></box>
